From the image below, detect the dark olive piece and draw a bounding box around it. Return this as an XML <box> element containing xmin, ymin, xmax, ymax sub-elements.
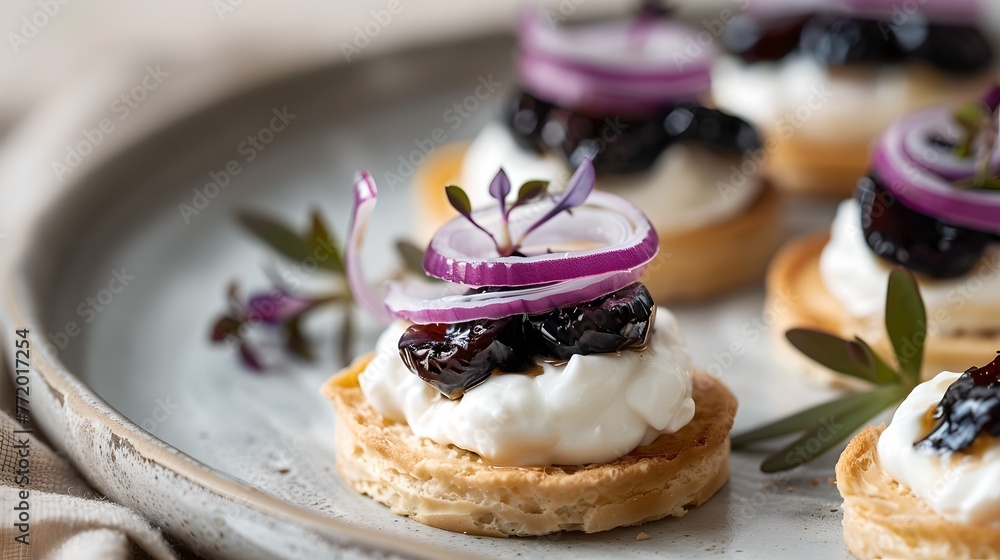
<box><xmin>521</xmin><ymin>282</ymin><xmax>654</xmax><ymax>360</ymax></box>
<box><xmin>722</xmin><ymin>12</ymin><xmax>993</xmax><ymax>74</ymax></box>
<box><xmin>504</xmin><ymin>91</ymin><xmax>759</xmax><ymax>176</ymax></box>
<box><xmin>858</xmin><ymin>176</ymin><xmax>995</xmax><ymax>279</ymax></box>
<box><xmin>398</xmin><ymin>283</ymin><xmax>656</xmax><ymax>399</ymax></box>
<box><xmin>916</xmin><ymin>353</ymin><xmax>1000</xmax><ymax>453</ymax></box>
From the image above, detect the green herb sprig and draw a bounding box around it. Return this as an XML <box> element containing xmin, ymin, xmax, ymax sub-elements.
<box><xmin>732</xmin><ymin>268</ymin><xmax>927</xmax><ymax>472</ymax></box>
<box><xmin>210</xmin><ymin>208</ymin><xmax>354</xmax><ymax>370</ymax></box>
<box><xmin>952</xmin><ymin>85</ymin><xmax>1000</xmax><ymax>191</ymax></box>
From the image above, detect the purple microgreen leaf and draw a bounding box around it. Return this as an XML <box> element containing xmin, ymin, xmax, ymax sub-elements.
<box><xmin>347</xmin><ymin>170</ymin><xmax>391</xmax><ymax>325</ymax></box>
<box><xmin>238</xmin><ymin>211</ymin><xmax>315</xmax><ymax>264</ymax></box>
<box><xmin>488</xmin><ymin>169</ymin><xmax>511</xmax><ymax>215</ymax></box>
<box><xmin>210</xmin><ymin>316</ymin><xmax>241</xmax><ymax>342</ymax></box>
<box><xmin>983</xmin><ymin>83</ymin><xmax>1000</xmax><ymax>114</ymax></box>
<box><xmin>885</xmin><ymin>267</ymin><xmax>927</xmax><ymax>383</ymax></box>
<box><xmin>246</xmin><ymin>290</ymin><xmax>313</xmax><ymax>325</ymax></box>
<box><xmin>309</xmin><ymin>208</ymin><xmax>345</xmax><ymax>273</ymax></box>
<box><xmin>239</xmin><ymin>343</ymin><xmax>264</xmax><ymax>372</ymax></box>
<box><xmin>520</xmin><ymin>158</ymin><xmax>595</xmax><ymax>239</ymax></box>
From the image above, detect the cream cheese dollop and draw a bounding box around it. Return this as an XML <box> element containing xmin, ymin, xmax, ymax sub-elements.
<box><xmin>358</xmin><ymin>310</ymin><xmax>696</xmax><ymax>466</ymax></box>
<box><xmin>819</xmin><ymin>199</ymin><xmax>1000</xmax><ymax>335</ymax></box>
<box><xmin>878</xmin><ymin>370</ymin><xmax>1000</xmax><ymax>525</ymax></box>
<box><xmin>460</xmin><ymin>121</ymin><xmax>762</xmax><ymax>235</ymax></box>
<box><xmin>713</xmin><ymin>54</ymin><xmax>924</xmax><ymax>143</ymax></box>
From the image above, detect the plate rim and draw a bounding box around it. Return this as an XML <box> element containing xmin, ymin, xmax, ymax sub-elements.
<box><xmin>0</xmin><ymin>48</ymin><xmax>496</xmax><ymax>560</ymax></box>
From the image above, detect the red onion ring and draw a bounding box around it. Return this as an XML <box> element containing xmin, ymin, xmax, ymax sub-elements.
<box><xmin>872</xmin><ymin>106</ymin><xmax>1000</xmax><ymax>234</ymax></box>
<box><xmin>384</xmin><ymin>269</ymin><xmax>646</xmax><ymax>325</ymax></box>
<box><xmin>517</xmin><ymin>12</ymin><xmax>712</xmax><ymax>114</ymax></box>
<box><xmin>423</xmin><ymin>191</ymin><xmax>659</xmax><ymax>287</ymax></box>
<box><xmin>899</xmin><ymin>107</ymin><xmax>1000</xmax><ymax>182</ymax></box>
<box><xmin>346</xmin><ymin>171</ymin><xmax>391</xmax><ymax>324</ymax></box>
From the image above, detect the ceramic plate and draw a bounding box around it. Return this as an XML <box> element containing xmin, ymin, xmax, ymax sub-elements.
<box><xmin>2</xmin><ymin>33</ymin><xmax>866</xmax><ymax>559</ymax></box>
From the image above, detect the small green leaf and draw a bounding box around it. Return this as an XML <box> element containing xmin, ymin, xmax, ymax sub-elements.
<box><xmin>395</xmin><ymin>239</ymin><xmax>427</xmax><ymax>276</ymax></box>
<box><xmin>516</xmin><ymin>180</ymin><xmax>549</xmax><ymax>204</ymax></box>
<box><xmin>760</xmin><ymin>386</ymin><xmax>903</xmax><ymax>472</ymax></box>
<box><xmin>975</xmin><ymin>176</ymin><xmax>1000</xmax><ymax>191</ymax></box>
<box><xmin>310</xmin><ymin>209</ymin><xmax>345</xmax><ymax>273</ymax></box>
<box><xmin>239</xmin><ymin>212</ymin><xmax>314</xmax><ymax>264</ymax></box>
<box><xmin>785</xmin><ymin>328</ymin><xmax>883</xmax><ymax>384</ymax></box>
<box><xmin>885</xmin><ymin>268</ymin><xmax>927</xmax><ymax>383</ymax></box>
<box><xmin>338</xmin><ymin>305</ymin><xmax>355</xmax><ymax>368</ymax></box>
<box><xmin>954</xmin><ymin>102</ymin><xmax>986</xmax><ymax>129</ymax></box>
<box><xmin>445</xmin><ymin>185</ymin><xmax>473</xmax><ymax>217</ymax></box>
<box><xmin>285</xmin><ymin>318</ymin><xmax>313</xmax><ymax>361</ymax></box>
<box><xmin>732</xmin><ymin>388</ymin><xmax>894</xmax><ymax>448</ymax></box>
<box><xmin>444</xmin><ymin>185</ymin><xmax>500</xmax><ymax>250</ymax></box>
<box><xmin>854</xmin><ymin>337</ymin><xmax>900</xmax><ymax>385</ymax></box>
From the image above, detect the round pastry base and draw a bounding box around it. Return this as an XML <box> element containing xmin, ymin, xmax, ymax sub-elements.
<box><xmin>766</xmin><ymin>232</ymin><xmax>1000</xmax><ymax>389</ymax></box>
<box><xmin>322</xmin><ymin>354</ymin><xmax>737</xmax><ymax>537</ymax></box>
<box><xmin>762</xmin><ymin>133</ymin><xmax>870</xmax><ymax>198</ymax></box>
<box><xmin>413</xmin><ymin>142</ymin><xmax>785</xmax><ymax>303</ymax></box>
<box><xmin>837</xmin><ymin>425</ymin><xmax>1000</xmax><ymax>559</ymax></box>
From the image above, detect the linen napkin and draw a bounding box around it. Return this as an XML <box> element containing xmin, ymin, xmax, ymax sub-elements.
<box><xmin>0</xmin><ymin>372</ymin><xmax>177</xmax><ymax>560</ymax></box>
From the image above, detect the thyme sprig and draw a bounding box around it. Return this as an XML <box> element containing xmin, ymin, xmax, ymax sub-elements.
<box><xmin>209</xmin><ymin>209</ymin><xmax>353</xmax><ymax>371</ymax></box>
<box><xmin>733</xmin><ymin>268</ymin><xmax>927</xmax><ymax>472</ymax></box>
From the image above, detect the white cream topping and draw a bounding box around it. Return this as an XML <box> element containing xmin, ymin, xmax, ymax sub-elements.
<box><xmin>460</xmin><ymin>121</ymin><xmax>762</xmax><ymax>235</ymax></box>
<box><xmin>713</xmin><ymin>54</ymin><xmax>949</xmax><ymax>143</ymax></box>
<box><xmin>819</xmin><ymin>199</ymin><xmax>1000</xmax><ymax>335</ymax></box>
<box><xmin>878</xmin><ymin>370</ymin><xmax>1000</xmax><ymax>525</ymax></box>
<box><xmin>358</xmin><ymin>311</ymin><xmax>696</xmax><ymax>466</ymax></box>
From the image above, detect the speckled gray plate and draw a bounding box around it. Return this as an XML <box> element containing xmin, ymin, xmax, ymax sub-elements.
<box><xmin>1</xmin><ymin>33</ymin><xmax>868</xmax><ymax>559</ymax></box>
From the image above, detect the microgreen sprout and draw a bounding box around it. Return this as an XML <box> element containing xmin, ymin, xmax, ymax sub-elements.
<box><xmin>444</xmin><ymin>158</ymin><xmax>595</xmax><ymax>257</ymax></box>
<box><xmin>952</xmin><ymin>84</ymin><xmax>1000</xmax><ymax>190</ymax></box>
